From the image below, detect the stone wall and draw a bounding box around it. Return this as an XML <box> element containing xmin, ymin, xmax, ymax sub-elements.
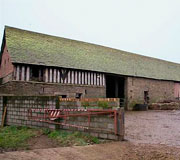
<box><xmin>0</xmin><ymin>81</ymin><xmax>106</xmax><ymax>98</ymax></box>
<box><xmin>0</xmin><ymin>96</ymin><xmax>124</xmax><ymax>140</ymax></box>
<box><xmin>127</xmin><ymin>77</ymin><xmax>175</xmax><ymax>110</ymax></box>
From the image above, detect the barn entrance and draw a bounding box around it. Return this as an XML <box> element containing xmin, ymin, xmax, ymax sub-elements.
<box><xmin>106</xmin><ymin>75</ymin><xmax>125</xmax><ymax>106</ymax></box>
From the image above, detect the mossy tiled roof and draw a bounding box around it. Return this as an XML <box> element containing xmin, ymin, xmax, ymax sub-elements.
<box><xmin>5</xmin><ymin>26</ymin><xmax>180</xmax><ymax>81</ymax></box>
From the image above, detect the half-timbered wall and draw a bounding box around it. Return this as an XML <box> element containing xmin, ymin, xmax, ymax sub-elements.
<box><xmin>13</xmin><ymin>65</ymin><xmax>30</xmax><ymax>81</ymax></box>
<box><xmin>13</xmin><ymin>64</ymin><xmax>105</xmax><ymax>86</ymax></box>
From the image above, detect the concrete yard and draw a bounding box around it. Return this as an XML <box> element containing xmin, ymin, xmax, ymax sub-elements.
<box><xmin>1</xmin><ymin>110</ymin><xmax>180</xmax><ymax>160</ymax></box>
<box><xmin>125</xmin><ymin>110</ymin><xmax>180</xmax><ymax>147</ymax></box>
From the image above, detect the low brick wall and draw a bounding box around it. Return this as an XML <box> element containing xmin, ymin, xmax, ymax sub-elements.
<box><xmin>0</xmin><ymin>96</ymin><xmax>124</xmax><ymax>140</ymax></box>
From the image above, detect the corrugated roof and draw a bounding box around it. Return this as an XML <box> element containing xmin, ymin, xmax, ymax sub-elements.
<box><xmin>5</xmin><ymin>26</ymin><xmax>180</xmax><ymax>81</ymax></box>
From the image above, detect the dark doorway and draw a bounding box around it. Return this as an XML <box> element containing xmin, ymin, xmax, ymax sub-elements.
<box><xmin>144</xmin><ymin>91</ymin><xmax>149</xmax><ymax>104</ymax></box>
<box><xmin>31</xmin><ymin>66</ymin><xmax>44</xmax><ymax>82</ymax></box>
<box><xmin>106</xmin><ymin>75</ymin><xmax>125</xmax><ymax>99</ymax></box>
<box><xmin>106</xmin><ymin>75</ymin><xmax>125</xmax><ymax>107</ymax></box>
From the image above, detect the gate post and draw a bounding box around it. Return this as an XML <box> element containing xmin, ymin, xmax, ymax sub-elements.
<box><xmin>116</xmin><ymin>107</ymin><xmax>125</xmax><ymax>140</ymax></box>
<box><xmin>1</xmin><ymin>96</ymin><xmax>7</xmax><ymax>127</ymax></box>
<box><xmin>55</xmin><ymin>96</ymin><xmax>60</xmax><ymax>129</ymax></box>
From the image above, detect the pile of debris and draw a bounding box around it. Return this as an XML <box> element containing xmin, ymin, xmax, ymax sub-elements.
<box><xmin>149</xmin><ymin>100</ymin><xmax>180</xmax><ymax>110</ymax></box>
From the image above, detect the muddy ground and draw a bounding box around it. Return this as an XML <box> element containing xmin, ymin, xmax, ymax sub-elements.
<box><xmin>0</xmin><ymin>110</ymin><xmax>180</xmax><ymax>160</ymax></box>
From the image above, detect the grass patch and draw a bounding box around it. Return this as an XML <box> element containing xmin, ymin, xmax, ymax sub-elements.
<box><xmin>0</xmin><ymin>126</ymin><xmax>101</xmax><ymax>151</ymax></box>
<box><xmin>0</xmin><ymin>126</ymin><xmax>36</xmax><ymax>149</ymax></box>
<box><xmin>48</xmin><ymin>130</ymin><xmax>100</xmax><ymax>147</ymax></box>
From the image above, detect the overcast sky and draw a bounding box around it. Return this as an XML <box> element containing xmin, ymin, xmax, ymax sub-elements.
<box><xmin>0</xmin><ymin>0</ymin><xmax>180</xmax><ymax>63</ymax></box>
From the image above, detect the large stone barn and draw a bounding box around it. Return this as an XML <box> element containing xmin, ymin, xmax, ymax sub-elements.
<box><xmin>0</xmin><ymin>26</ymin><xmax>180</xmax><ymax>109</ymax></box>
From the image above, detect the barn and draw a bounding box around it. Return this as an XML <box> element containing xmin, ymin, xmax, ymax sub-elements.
<box><xmin>0</xmin><ymin>26</ymin><xmax>180</xmax><ymax>110</ymax></box>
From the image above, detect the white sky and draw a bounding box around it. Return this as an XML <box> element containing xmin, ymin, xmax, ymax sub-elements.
<box><xmin>0</xmin><ymin>0</ymin><xmax>180</xmax><ymax>63</ymax></box>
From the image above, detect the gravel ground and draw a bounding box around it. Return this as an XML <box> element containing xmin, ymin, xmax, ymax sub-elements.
<box><xmin>1</xmin><ymin>110</ymin><xmax>180</xmax><ymax>160</ymax></box>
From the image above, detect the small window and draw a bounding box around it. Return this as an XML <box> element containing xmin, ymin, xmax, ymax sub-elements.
<box><xmin>76</xmin><ymin>93</ymin><xmax>82</xmax><ymax>99</ymax></box>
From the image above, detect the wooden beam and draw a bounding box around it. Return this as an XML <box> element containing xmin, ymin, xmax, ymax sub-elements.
<box><xmin>97</xmin><ymin>74</ymin><xmax>100</xmax><ymax>86</ymax></box>
<box><xmin>16</xmin><ymin>65</ymin><xmax>20</xmax><ymax>80</ymax></box>
<box><xmin>1</xmin><ymin>106</ymin><xmax>7</xmax><ymax>128</ymax></box>
<box><xmin>44</xmin><ymin>68</ymin><xmax>48</xmax><ymax>82</ymax></box>
<box><xmin>71</xmin><ymin>70</ymin><xmax>74</xmax><ymax>84</ymax></box>
<box><xmin>78</xmin><ymin>71</ymin><xmax>81</xmax><ymax>84</ymax></box>
<box><xmin>81</xmin><ymin>72</ymin><xmax>84</xmax><ymax>84</ymax></box>
<box><xmin>84</xmin><ymin>72</ymin><xmax>87</xmax><ymax>84</ymax></box>
<box><xmin>91</xmin><ymin>72</ymin><xmax>94</xmax><ymax>85</ymax></box>
<box><xmin>75</xmin><ymin>71</ymin><xmax>77</xmax><ymax>84</ymax></box>
<box><xmin>49</xmin><ymin>68</ymin><xmax>52</xmax><ymax>83</ymax></box>
<box><xmin>88</xmin><ymin>72</ymin><xmax>91</xmax><ymax>85</ymax></box>
<box><xmin>103</xmin><ymin>74</ymin><xmax>105</xmax><ymax>86</ymax></box>
<box><xmin>68</xmin><ymin>70</ymin><xmax>71</xmax><ymax>84</ymax></box>
<box><xmin>53</xmin><ymin>69</ymin><xmax>57</xmax><ymax>83</ymax></box>
<box><xmin>57</xmin><ymin>69</ymin><xmax>60</xmax><ymax>83</ymax></box>
<box><xmin>26</xmin><ymin>66</ymin><xmax>30</xmax><ymax>81</ymax></box>
<box><xmin>94</xmin><ymin>73</ymin><xmax>96</xmax><ymax>85</ymax></box>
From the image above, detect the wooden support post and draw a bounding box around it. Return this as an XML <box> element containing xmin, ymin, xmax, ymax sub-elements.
<box><xmin>16</xmin><ymin>65</ymin><xmax>20</xmax><ymax>80</ymax></box>
<box><xmin>26</xmin><ymin>66</ymin><xmax>30</xmax><ymax>81</ymax></box>
<box><xmin>78</xmin><ymin>71</ymin><xmax>81</xmax><ymax>84</ymax></box>
<box><xmin>68</xmin><ymin>70</ymin><xmax>71</xmax><ymax>84</ymax></box>
<box><xmin>91</xmin><ymin>72</ymin><xmax>94</xmax><ymax>85</ymax></box>
<box><xmin>88</xmin><ymin>72</ymin><xmax>91</xmax><ymax>85</ymax></box>
<box><xmin>94</xmin><ymin>73</ymin><xmax>96</xmax><ymax>85</ymax></box>
<box><xmin>1</xmin><ymin>106</ymin><xmax>7</xmax><ymax>128</ymax></box>
<box><xmin>49</xmin><ymin>68</ymin><xmax>52</xmax><ymax>83</ymax></box>
<box><xmin>64</xmin><ymin>70</ymin><xmax>68</xmax><ymax>84</ymax></box>
<box><xmin>117</xmin><ymin>108</ymin><xmax>125</xmax><ymax>140</ymax></box>
<box><xmin>102</xmin><ymin>74</ymin><xmax>105</xmax><ymax>86</ymax></box>
<box><xmin>21</xmin><ymin>66</ymin><xmax>25</xmax><ymax>81</ymax></box>
<box><xmin>84</xmin><ymin>72</ymin><xmax>87</xmax><ymax>84</ymax></box>
<box><xmin>57</xmin><ymin>70</ymin><xmax>60</xmax><ymax>83</ymax></box>
<box><xmin>97</xmin><ymin>74</ymin><xmax>100</xmax><ymax>86</ymax></box>
<box><xmin>75</xmin><ymin>71</ymin><xmax>77</xmax><ymax>84</ymax></box>
<box><xmin>1</xmin><ymin>97</ymin><xmax>7</xmax><ymax>128</ymax></box>
<box><xmin>53</xmin><ymin>69</ymin><xmax>57</xmax><ymax>83</ymax></box>
<box><xmin>71</xmin><ymin>70</ymin><xmax>74</xmax><ymax>84</ymax></box>
<box><xmin>81</xmin><ymin>72</ymin><xmax>84</xmax><ymax>84</ymax></box>
<box><xmin>39</xmin><ymin>69</ymin><xmax>42</xmax><ymax>81</ymax></box>
<box><xmin>45</xmin><ymin>68</ymin><xmax>48</xmax><ymax>82</ymax></box>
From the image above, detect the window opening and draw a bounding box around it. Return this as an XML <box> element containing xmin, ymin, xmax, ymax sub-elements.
<box><xmin>76</xmin><ymin>93</ymin><xmax>82</xmax><ymax>99</ymax></box>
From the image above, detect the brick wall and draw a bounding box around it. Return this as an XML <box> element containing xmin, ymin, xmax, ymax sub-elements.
<box><xmin>127</xmin><ymin>77</ymin><xmax>175</xmax><ymax>110</ymax></box>
<box><xmin>0</xmin><ymin>96</ymin><xmax>124</xmax><ymax>140</ymax></box>
<box><xmin>0</xmin><ymin>81</ymin><xmax>106</xmax><ymax>98</ymax></box>
<box><xmin>0</xmin><ymin>44</ymin><xmax>14</xmax><ymax>79</ymax></box>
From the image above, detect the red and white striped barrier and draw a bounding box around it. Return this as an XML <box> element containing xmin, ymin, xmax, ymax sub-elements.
<box><xmin>30</xmin><ymin>108</ymin><xmax>88</xmax><ymax>112</ymax></box>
